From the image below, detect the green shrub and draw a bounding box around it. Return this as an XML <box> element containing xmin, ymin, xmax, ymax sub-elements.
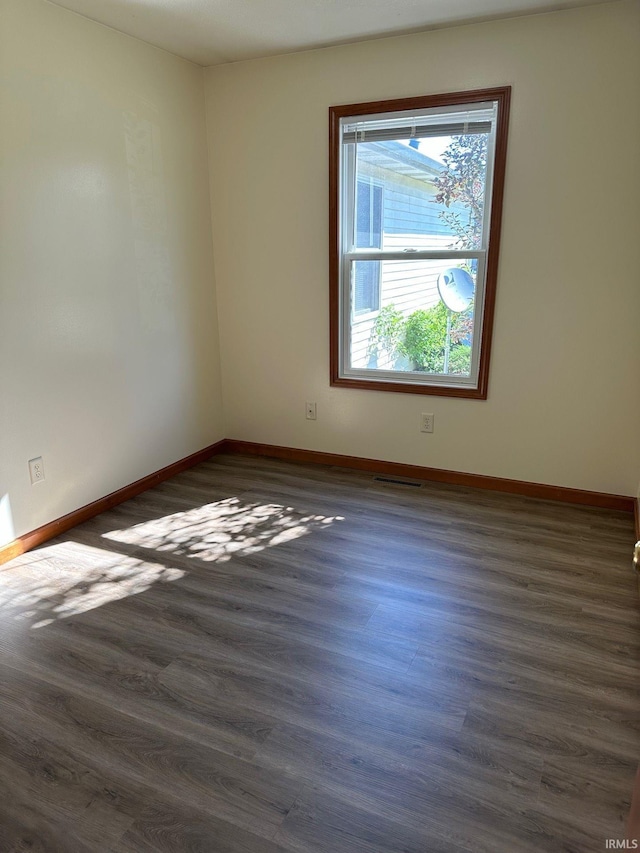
<box><xmin>369</xmin><ymin>304</ymin><xmax>405</xmax><ymax>360</ymax></box>
<box><xmin>399</xmin><ymin>303</ymin><xmax>449</xmax><ymax>372</ymax></box>
<box><xmin>448</xmin><ymin>344</ymin><xmax>472</xmax><ymax>375</ymax></box>
<box><xmin>370</xmin><ymin>301</ymin><xmax>473</xmax><ymax>375</ymax></box>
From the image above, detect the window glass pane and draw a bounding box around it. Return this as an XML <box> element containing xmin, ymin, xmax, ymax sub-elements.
<box><xmin>356</xmin><ymin>179</ymin><xmax>383</xmax><ymax>249</ymax></box>
<box><xmin>354</xmin><ymin>135</ymin><xmax>488</xmax><ymax>251</ymax></box>
<box><xmin>349</xmin><ymin>259</ymin><xmax>476</xmax><ymax>378</ymax></box>
<box><xmin>353</xmin><ymin>259</ymin><xmax>381</xmax><ymax>314</ymax></box>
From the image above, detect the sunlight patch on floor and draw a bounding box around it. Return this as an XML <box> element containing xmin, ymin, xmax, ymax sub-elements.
<box><xmin>102</xmin><ymin>497</ymin><xmax>343</xmax><ymax>562</ymax></box>
<box><xmin>0</xmin><ymin>498</ymin><xmax>343</xmax><ymax>629</ymax></box>
<box><xmin>0</xmin><ymin>541</ymin><xmax>184</xmax><ymax>628</ymax></box>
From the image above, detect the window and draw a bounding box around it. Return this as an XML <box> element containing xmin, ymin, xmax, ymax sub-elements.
<box><xmin>329</xmin><ymin>88</ymin><xmax>511</xmax><ymax>398</ymax></box>
<box><xmin>354</xmin><ymin>179</ymin><xmax>383</xmax><ymax>314</ymax></box>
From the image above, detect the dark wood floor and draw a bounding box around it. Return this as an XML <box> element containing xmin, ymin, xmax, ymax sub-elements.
<box><xmin>0</xmin><ymin>454</ymin><xmax>638</xmax><ymax>852</ymax></box>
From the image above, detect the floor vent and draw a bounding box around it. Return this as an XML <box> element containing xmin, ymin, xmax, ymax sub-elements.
<box><xmin>373</xmin><ymin>476</ymin><xmax>423</xmax><ymax>488</ymax></box>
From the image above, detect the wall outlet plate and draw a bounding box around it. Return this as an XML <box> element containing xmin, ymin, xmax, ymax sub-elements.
<box><xmin>306</xmin><ymin>402</ymin><xmax>317</xmax><ymax>420</ymax></box>
<box><xmin>420</xmin><ymin>413</ymin><xmax>434</xmax><ymax>433</ymax></box>
<box><xmin>29</xmin><ymin>456</ymin><xmax>45</xmax><ymax>484</ymax></box>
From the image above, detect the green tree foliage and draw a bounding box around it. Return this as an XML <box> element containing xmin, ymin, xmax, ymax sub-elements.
<box><xmin>433</xmin><ymin>134</ymin><xmax>488</xmax><ymax>249</ymax></box>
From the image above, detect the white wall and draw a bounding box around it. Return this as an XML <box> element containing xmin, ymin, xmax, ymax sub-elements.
<box><xmin>205</xmin><ymin>0</ymin><xmax>640</xmax><ymax>496</ymax></box>
<box><xmin>0</xmin><ymin>0</ymin><xmax>224</xmax><ymax>544</ymax></box>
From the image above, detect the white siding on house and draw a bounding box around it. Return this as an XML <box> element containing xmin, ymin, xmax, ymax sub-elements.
<box><xmin>383</xmin><ymin>189</ymin><xmax>458</xmax><ymax>246</ymax></box>
<box><xmin>350</xmin><ymin>318</ymin><xmax>376</xmax><ymax>368</ymax></box>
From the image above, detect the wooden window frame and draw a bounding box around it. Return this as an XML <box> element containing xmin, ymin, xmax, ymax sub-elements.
<box><xmin>329</xmin><ymin>87</ymin><xmax>511</xmax><ymax>399</ymax></box>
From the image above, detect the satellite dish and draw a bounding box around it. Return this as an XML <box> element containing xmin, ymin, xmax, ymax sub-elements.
<box><xmin>437</xmin><ymin>268</ymin><xmax>474</xmax><ymax>313</ymax></box>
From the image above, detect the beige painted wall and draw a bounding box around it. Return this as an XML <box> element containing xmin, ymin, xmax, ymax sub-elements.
<box><xmin>205</xmin><ymin>0</ymin><xmax>640</xmax><ymax>496</ymax></box>
<box><xmin>0</xmin><ymin>0</ymin><xmax>223</xmax><ymax>544</ymax></box>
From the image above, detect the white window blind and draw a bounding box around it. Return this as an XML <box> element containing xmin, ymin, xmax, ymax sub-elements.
<box><xmin>341</xmin><ymin>104</ymin><xmax>497</xmax><ymax>144</ymax></box>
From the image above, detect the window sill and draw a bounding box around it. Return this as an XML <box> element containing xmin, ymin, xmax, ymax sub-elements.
<box><xmin>330</xmin><ymin>374</ymin><xmax>488</xmax><ymax>399</ymax></box>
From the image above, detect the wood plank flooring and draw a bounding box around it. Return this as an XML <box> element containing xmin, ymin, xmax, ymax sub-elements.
<box><xmin>0</xmin><ymin>454</ymin><xmax>637</xmax><ymax>852</ymax></box>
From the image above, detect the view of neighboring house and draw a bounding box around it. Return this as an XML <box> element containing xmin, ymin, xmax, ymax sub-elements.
<box><xmin>351</xmin><ymin>140</ymin><xmax>471</xmax><ymax>369</ymax></box>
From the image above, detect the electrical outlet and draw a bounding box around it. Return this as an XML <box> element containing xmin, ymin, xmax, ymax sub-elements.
<box><xmin>420</xmin><ymin>413</ymin><xmax>434</xmax><ymax>433</ymax></box>
<box><xmin>29</xmin><ymin>456</ymin><xmax>45</xmax><ymax>484</ymax></box>
<box><xmin>305</xmin><ymin>402</ymin><xmax>317</xmax><ymax>420</ymax></box>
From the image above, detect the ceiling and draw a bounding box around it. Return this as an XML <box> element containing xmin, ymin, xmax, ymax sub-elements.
<box><xmin>47</xmin><ymin>0</ymin><xmax>615</xmax><ymax>66</ymax></box>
